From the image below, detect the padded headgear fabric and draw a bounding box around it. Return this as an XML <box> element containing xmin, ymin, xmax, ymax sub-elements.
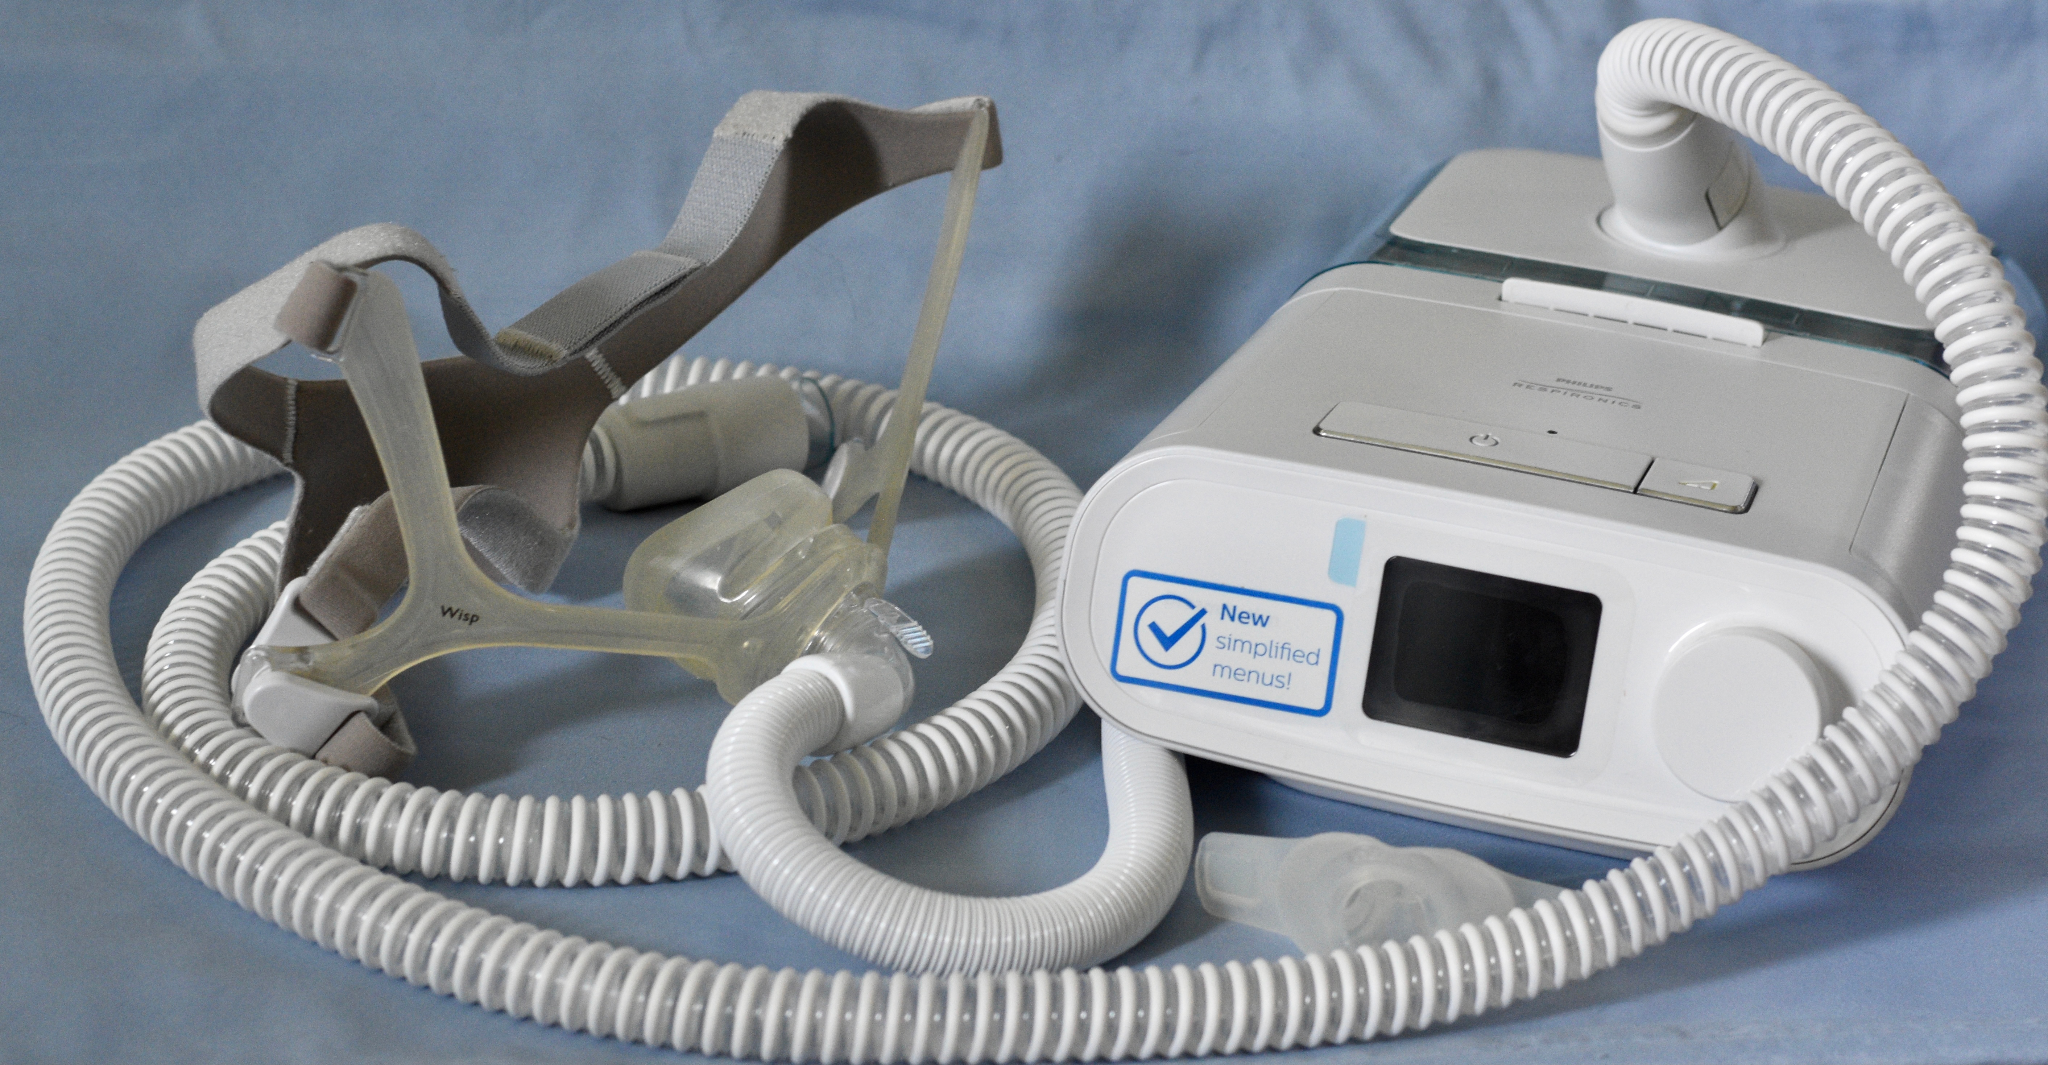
<box><xmin>193</xmin><ymin>92</ymin><xmax>1002</xmax><ymax>594</ymax></box>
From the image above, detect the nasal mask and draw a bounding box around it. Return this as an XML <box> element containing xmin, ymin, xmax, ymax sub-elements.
<box><xmin>24</xmin><ymin>20</ymin><xmax>2040</xmax><ymax>1058</ymax></box>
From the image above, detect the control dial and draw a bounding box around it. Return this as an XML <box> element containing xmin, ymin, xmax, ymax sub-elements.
<box><xmin>1653</xmin><ymin>628</ymin><xmax>1833</xmax><ymax>803</ymax></box>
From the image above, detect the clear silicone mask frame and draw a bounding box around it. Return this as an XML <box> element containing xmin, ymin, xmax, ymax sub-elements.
<box><xmin>245</xmin><ymin>106</ymin><xmax>989</xmax><ymax>705</ymax></box>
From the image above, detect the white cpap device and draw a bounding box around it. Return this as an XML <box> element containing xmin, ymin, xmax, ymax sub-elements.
<box><xmin>22</xmin><ymin>19</ymin><xmax>2041</xmax><ymax>1059</ymax></box>
<box><xmin>1059</xmin><ymin>145</ymin><xmax>1961</xmax><ymax>865</ymax></box>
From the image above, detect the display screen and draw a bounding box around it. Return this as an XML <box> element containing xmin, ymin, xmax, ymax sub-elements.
<box><xmin>1363</xmin><ymin>557</ymin><xmax>1600</xmax><ymax>757</ymax></box>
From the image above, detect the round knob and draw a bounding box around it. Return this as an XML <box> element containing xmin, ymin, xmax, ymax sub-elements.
<box><xmin>1653</xmin><ymin>629</ymin><xmax>1830</xmax><ymax>802</ymax></box>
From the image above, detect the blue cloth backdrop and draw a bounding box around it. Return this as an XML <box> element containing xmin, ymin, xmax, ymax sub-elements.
<box><xmin>2</xmin><ymin>2</ymin><xmax>2043</xmax><ymax>1062</ymax></box>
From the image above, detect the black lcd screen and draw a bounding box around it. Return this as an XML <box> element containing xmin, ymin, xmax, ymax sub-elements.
<box><xmin>1363</xmin><ymin>557</ymin><xmax>1600</xmax><ymax>757</ymax></box>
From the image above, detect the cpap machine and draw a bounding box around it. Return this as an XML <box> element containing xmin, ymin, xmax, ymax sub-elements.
<box><xmin>1059</xmin><ymin>144</ymin><xmax>1961</xmax><ymax>867</ymax></box>
<box><xmin>22</xmin><ymin>20</ymin><xmax>2041</xmax><ymax>1060</ymax></box>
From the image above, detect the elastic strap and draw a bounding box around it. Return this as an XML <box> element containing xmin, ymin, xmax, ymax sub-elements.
<box><xmin>193</xmin><ymin>92</ymin><xmax>1001</xmax><ymax>589</ymax></box>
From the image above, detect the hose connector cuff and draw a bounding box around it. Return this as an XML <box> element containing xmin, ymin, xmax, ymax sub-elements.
<box><xmin>783</xmin><ymin>652</ymin><xmax>910</xmax><ymax>755</ymax></box>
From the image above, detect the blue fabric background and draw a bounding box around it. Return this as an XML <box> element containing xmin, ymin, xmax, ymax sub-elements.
<box><xmin>3</xmin><ymin>2</ymin><xmax>2043</xmax><ymax>1061</ymax></box>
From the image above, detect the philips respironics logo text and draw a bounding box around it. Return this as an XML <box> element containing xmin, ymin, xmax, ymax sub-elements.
<box><xmin>1513</xmin><ymin>378</ymin><xmax>1644</xmax><ymax>410</ymax></box>
<box><xmin>1111</xmin><ymin>571</ymin><xmax>1342</xmax><ymax>716</ymax></box>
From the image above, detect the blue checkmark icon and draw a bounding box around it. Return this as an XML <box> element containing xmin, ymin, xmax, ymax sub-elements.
<box><xmin>1149</xmin><ymin>608</ymin><xmax>1207</xmax><ymax>651</ymax></box>
<box><xmin>1133</xmin><ymin>594</ymin><xmax>1207</xmax><ymax>669</ymax></box>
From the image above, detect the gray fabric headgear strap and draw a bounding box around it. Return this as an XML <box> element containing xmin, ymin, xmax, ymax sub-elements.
<box><xmin>194</xmin><ymin>92</ymin><xmax>1001</xmax><ymax>602</ymax></box>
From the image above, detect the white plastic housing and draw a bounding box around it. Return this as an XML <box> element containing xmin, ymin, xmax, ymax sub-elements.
<box><xmin>1064</xmin><ymin>447</ymin><xmax>1911</xmax><ymax>860</ymax></box>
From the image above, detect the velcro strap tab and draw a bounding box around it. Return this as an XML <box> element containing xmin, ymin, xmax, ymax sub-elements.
<box><xmin>299</xmin><ymin>485</ymin><xmax>572</xmax><ymax>639</ymax></box>
<box><xmin>193</xmin><ymin>223</ymin><xmax>537</xmax><ymax>419</ymax></box>
<box><xmin>314</xmin><ymin>707</ymin><xmax>415</xmax><ymax>779</ymax></box>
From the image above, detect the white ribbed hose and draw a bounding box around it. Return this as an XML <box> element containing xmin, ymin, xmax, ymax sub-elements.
<box><xmin>707</xmin><ymin>669</ymin><xmax>1191</xmax><ymax>973</ymax></box>
<box><xmin>23</xmin><ymin>19</ymin><xmax>2040</xmax><ymax>1056</ymax></box>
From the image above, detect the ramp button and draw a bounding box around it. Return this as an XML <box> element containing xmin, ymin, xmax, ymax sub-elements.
<box><xmin>1638</xmin><ymin>458</ymin><xmax>1756</xmax><ymax>512</ymax></box>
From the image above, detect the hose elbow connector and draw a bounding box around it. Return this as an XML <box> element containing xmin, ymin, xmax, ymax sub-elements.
<box><xmin>1594</xmin><ymin>19</ymin><xmax>1782</xmax><ymax>259</ymax></box>
<box><xmin>580</xmin><ymin>375</ymin><xmax>832</xmax><ymax>511</ymax></box>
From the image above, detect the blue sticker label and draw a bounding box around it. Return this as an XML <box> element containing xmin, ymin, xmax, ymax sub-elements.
<box><xmin>1110</xmin><ymin>571</ymin><xmax>1343</xmax><ymax>716</ymax></box>
<box><xmin>1328</xmin><ymin>517</ymin><xmax>1366</xmax><ymax>587</ymax></box>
